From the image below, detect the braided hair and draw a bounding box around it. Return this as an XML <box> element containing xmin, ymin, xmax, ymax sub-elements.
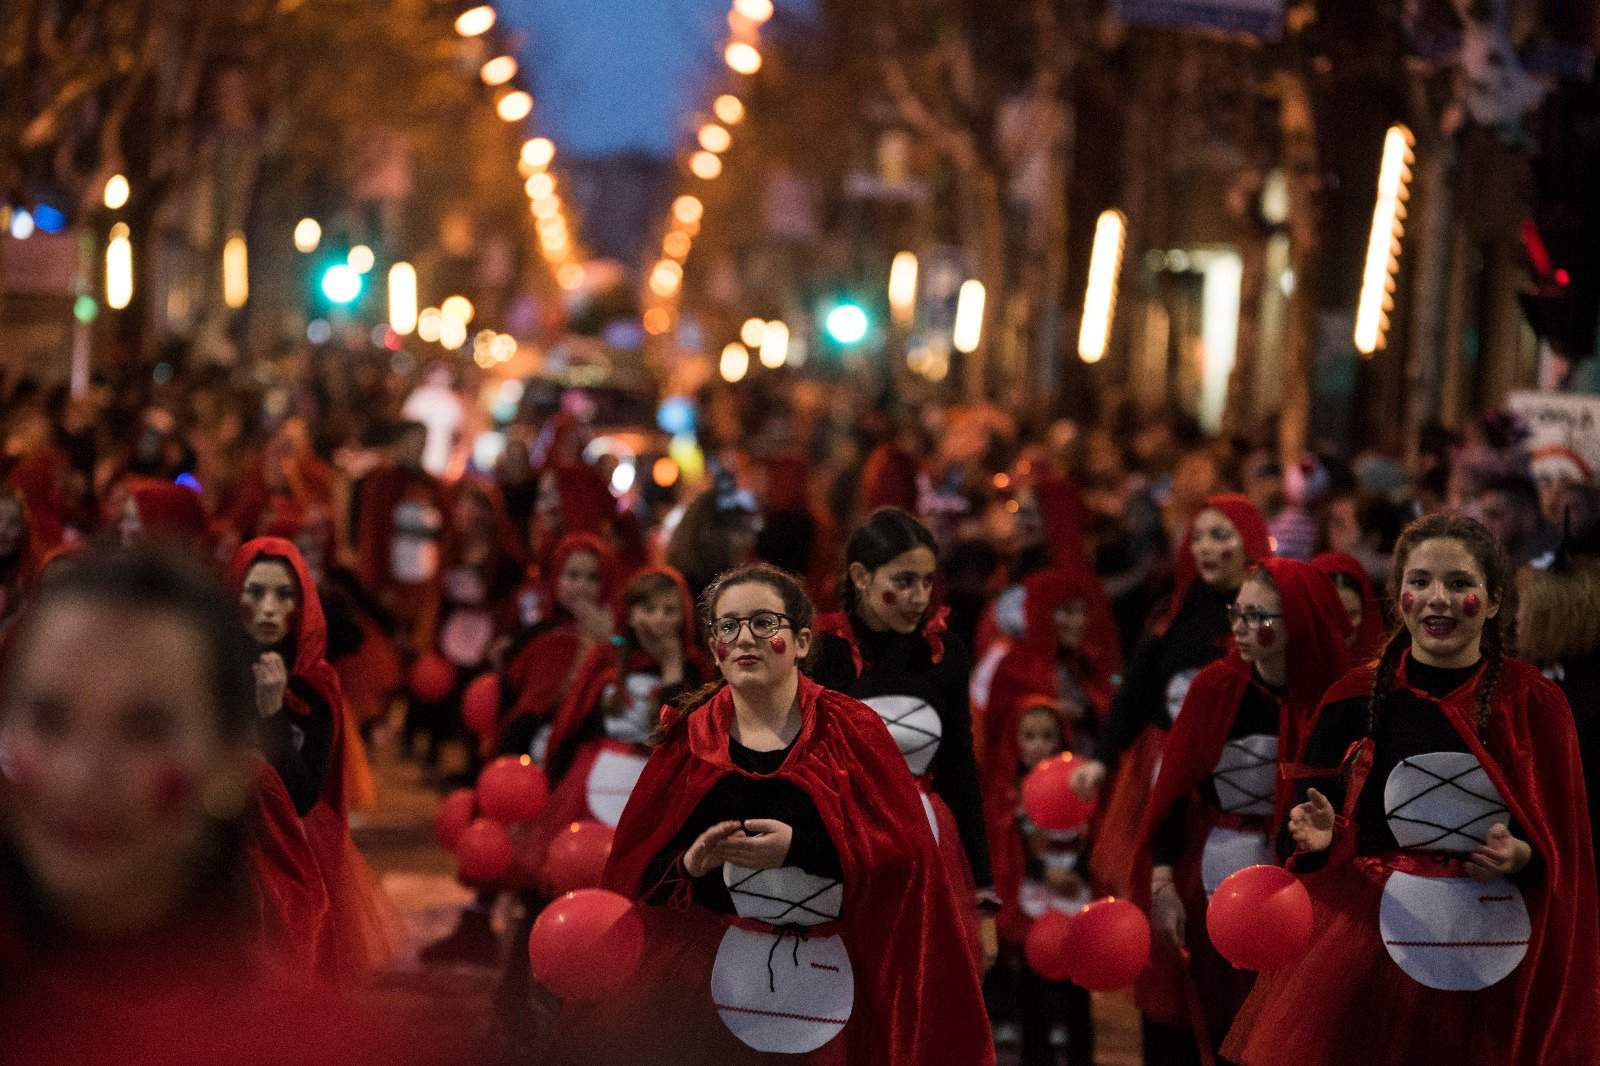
<box><xmin>1367</xmin><ymin>514</ymin><xmax>1512</xmax><ymax>735</ymax></box>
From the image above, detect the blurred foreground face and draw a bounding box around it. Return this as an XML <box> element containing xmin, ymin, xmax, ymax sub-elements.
<box><xmin>0</xmin><ymin>600</ymin><xmax>234</xmax><ymax>935</ymax></box>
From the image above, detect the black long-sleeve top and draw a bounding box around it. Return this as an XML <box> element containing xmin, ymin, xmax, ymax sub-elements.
<box><xmin>1097</xmin><ymin>581</ymin><xmax>1237</xmax><ymax>772</ymax></box>
<box><xmin>1150</xmin><ymin>676</ymin><xmax>1283</xmax><ymax>867</ymax></box>
<box><xmin>644</xmin><ymin>737</ymin><xmax>842</xmax><ymax>912</ymax></box>
<box><xmin>1284</xmin><ymin>658</ymin><xmax>1536</xmax><ymax>880</ymax></box>
<box><xmin>809</xmin><ymin>617</ymin><xmax>993</xmax><ymax>889</ymax></box>
<box><xmin>262</xmin><ymin>677</ymin><xmax>334</xmax><ymax>816</ymax></box>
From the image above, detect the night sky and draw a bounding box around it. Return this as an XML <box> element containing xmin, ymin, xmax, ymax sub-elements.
<box><xmin>499</xmin><ymin>0</ymin><xmax>801</xmax><ymax>157</ymax></box>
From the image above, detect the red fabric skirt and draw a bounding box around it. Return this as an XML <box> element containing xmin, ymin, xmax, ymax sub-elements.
<box><xmin>1135</xmin><ymin>804</ymin><xmax>1259</xmax><ymax>1038</ymax></box>
<box><xmin>1222</xmin><ymin>857</ymin><xmax>1523</xmax><ymax>1065</ymax></box>
<box><xmin>245</xmin><ymin>763</ymin><xmax>331</xmax><ymax>983</ymax></box>
<box><xmin>923</xmin><ymin>785</ymin><xmax>981</xmax><ymax>968</ymax></box>
<box><xmin>303</xmin><ymin>802</ymin><xmax>397</xmax><ymax>984</ymax></box>
<box><xmin>546</xmin><ymin>904</ymin><xmax>848</xmax><ymax>1066</ymax></box>
<box><xmin>1089</xmin><ymin>725</ymin><xmax>1165</xmax><ymax>897</ymax></box>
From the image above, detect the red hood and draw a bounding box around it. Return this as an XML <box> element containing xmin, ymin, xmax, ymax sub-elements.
<box><xmin>1311</xmin><ymin>550</ymin><xmax>1386</xmax><ymax>663</ymax></box>
<box><xmin>1155</xmin><ymin>492</ymin><xmax>1272</xmax><ymax>636</ymax></box>
<box><xmin>228</xmin><ymin>537</ymin><xmax>329</xmax><ymax>669</ymax></box>
<box><xmin>131</xmin><ymin>479</ymin><xmax>210</xmax><ymax>551</ymax></box>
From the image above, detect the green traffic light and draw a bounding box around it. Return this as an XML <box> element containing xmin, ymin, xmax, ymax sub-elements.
<box><xmin>824</xmin><ymin>303</ymin><xmax>869</xmax><ymax>345</ymax></box>
<box><xmin>321</xmin><ymin>264</ymin><xmax>363</xmax><ymax>304</ymax></box>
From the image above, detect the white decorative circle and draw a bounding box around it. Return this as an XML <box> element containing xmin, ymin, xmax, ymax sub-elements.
<box><xmin>583</xmin><ymin>749</ymin><xmax>648</xmax><ymax>827</ymax></box>
<box><xmin>1379</xmin><ymin>872</ymin><xmax>1529</xmax><ymax>991</ymax></box>
<box><xmin>711</xmin><ymin>926</ymin><xmax>853</xmax><ymax>1053</ymax></box>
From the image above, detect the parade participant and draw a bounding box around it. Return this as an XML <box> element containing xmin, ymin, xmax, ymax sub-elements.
<box><xmin>229</xmin><ymin>537</ymin><xmax>394</xmax><ymax>983</ymax></box>
<box><xmin>120</xmin><ymin>478</ymin><xmax>212</xmax><ymax>555</ymax></box>
<box><xmin>551</xmin><ymin>563</ymin><xmax>994</xmax><ymax>1064</ymax></box>
<box><xmin>988</xmin><ymin>699</ymin><xmax>1097</xmax><ymax>1066</ymax></box>
<box><xmin>666</xmin><ymin>468</ymin><xmax>762</xmax><ymax>604</ymax></box>
<box><xmin>1312</xmin><ymin>551</ymin><xmax>1387</xmax><ymax>662</ymax></box>
<box><xmin>980</xmin><ymin>565</ymin><xmax>1121</xmax><ymax>798</ymax></box>
<box><xmin>1132</xmin><ymin>558</ymin><xmax>1350</xmax><ymax>1063</ymax></box>
<box><xmin>351</xmin><ymin>421</ymin><xmax>443</xmax><ymax>657</ymax></box>
<box><xmin>1223</xmin><ymin>514</ymin><xmax>1600</xmax><ymax>1066</ymax></box>
<box><xmin>1076</xmin><ymin>494</ymin><xmax>1272</xmax><ymax>896</ymax></box>
<box><xmin>810</xmin><ymin>507</ymin><xmax>998</xmax><ymax>969</ymax></box>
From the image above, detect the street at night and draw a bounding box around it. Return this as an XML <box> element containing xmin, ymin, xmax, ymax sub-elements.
<box><xmin>2</xmin><ymin>1</ymin><xmax>1599</xmax><ymax>1064</ymax></box>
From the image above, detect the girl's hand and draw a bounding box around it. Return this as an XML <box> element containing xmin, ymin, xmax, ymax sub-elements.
<box><xmin>571</xmin><ymin>600</ymin><xmax>615</xmax><ymax>644</ymax></box>
<box><xmin>1288</xmin><ymin>788</ymin><xmax>1336</xmax><ymax>854</ymax></box>
<box><xmin>254</xmin><ymin>652</ymin><xmax>288</xmax><ymax>718</ymax></box>
<box><xmin>684</xmin><ymin>820</ymin><xmax>744</xmax><ymax>877</ymax></box>
<box><xmin>979</xmin><ymin>915</ymin><xmax>999</xmax><ymax>973</ymax></box>
<box><xmin>716</xmin><ymin>819</ymin><xmax>794</xmax><ymax>871</ymax></box>
<box><xmin>1069</xmin><ymin>759</ymin><xmax>1106</xmax><ymax>800</ymax></box>
<box><xmin>1150</xmin><ymin>871</ymin><xmax>1186</xmax><ymax>949</ymax></box>
<box><xmin>1468</xmin><ymin>823</ymin><xmax>1532</xmax><ymax>882</ymax></box>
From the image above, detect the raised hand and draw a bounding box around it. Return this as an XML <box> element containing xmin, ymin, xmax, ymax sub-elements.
<box><xmin>716</xmin><ymin>819</ymin><xmax>794</xmax><ymax>871</ymax></box>
<box><xmin>1150</xmin><ymin>867</ymin><xmax>1186</xmax><ymax>949</ymax></box>
<box><xmin>1467</xmin><ymin>823</ymin><xmax>1532</xmax><ymax>883</ymax></box>
<box><xmin>1069</xmin><ymin>758</ymin><xmax>1106</xmax><ymax>800</ymax></box>
<box><xmin>1288</xmin><ymin>787</ymin><xmax>1335</xmax><ymax>854</ymax></box>
<box><xmin>684</xmin><ymin>820</ymin><xmax>744</xmax><ymax>877</ymax></box>
<box><xmin>254</xmin><ymin>652</ymin><xmax>288</xmax><ymax>718</ymax></box>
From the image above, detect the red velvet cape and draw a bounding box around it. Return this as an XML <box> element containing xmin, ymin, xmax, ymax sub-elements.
<box><xmin>1311</xmin><ymin>551</ymin><xmax>1386</xmax><ymax>664</ymax></box>
<box><xmin>602</xmin><ymin>675</ymin><xmax>995</xmax><ymax>1065</ymax></box>
<box><xmin>1228</xmin><ymin>657</ymin><xmax>1600</xmax><ymax>1064</ymax></box>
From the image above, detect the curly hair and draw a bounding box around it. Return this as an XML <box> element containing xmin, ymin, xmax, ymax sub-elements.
<box><xmin>1368</xmin><ymin>513</ymin><xmax>1512</xmax><ymax>736</ymax></box>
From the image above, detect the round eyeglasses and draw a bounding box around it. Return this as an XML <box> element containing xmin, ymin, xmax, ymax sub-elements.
<box><xmin>712</xmin><ymin>611</ymin><xmax>792</xmax><ymax>645</ymax></box>
<box><xmin>1225</xmin><ymin>605</ymin><xmax>1283</xmax><ymax>629</ymax></box>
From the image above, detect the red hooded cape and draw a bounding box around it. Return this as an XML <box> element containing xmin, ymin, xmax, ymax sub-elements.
<box><xmin>979</xmin><ymin>566</ymin><xmax>1121</xmax><ymax>807</ymax></box>
<box><xmin>1153</xmin><ymin>493</ymin><xmax>1272</xmax><ymax>637</ymax></box>
<box><xmin>1311</xmin><ymin>551</ymin><xmax>1386</xmax><ymax>664</ymax></box>
<box><xmin>228</xmin><ymin>538</ymin><xmax>393</xmax><ymax>982</ymax></box>
<box><xmin>591</xmin><ymin>675</ymin><xmax>994</xmax><ymax>1065</ymax></box>
<box><xmin>131</xmin><ymin>479</ymin><xmax>212</xmax><ymax>554</ymax></box>
<box><xmin>1225</xmin><ymin>657</ymin><xmax>1600</xmax><ymax>1065</ymax></box>
<box><xmin>986</xmin><ymin>695</ymin><xmax>1076</xmax><ymax>946</ymax></box>
<box><xmin>502</xmin><ymin>533</ymin><xmax>617</xmax><ymax>730</ymax></box>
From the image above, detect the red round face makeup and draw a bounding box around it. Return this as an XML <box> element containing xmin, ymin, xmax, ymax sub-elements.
<box><xmin>1400</xmin><ymin>591</ymin><xmax>1415</xmax><ymax>615</ymax></box>
<box><xmin>1462</xmin><ymin>593</ymin><xmax>1481</xmax><ymax>618</ymax></box>
<box><xmin>713</xmin><ymin>643</ymin><xmax>730</xmax><ymax>663</ymax></box>
<box><xmin>880</xmin><ymin>589</ymin><xmax>899</xmax><ymax>607</ymax></box>
<box><xmin>1255</xmin><ymin>622</ymin><xmax>1277</xmax><ymax>648</ymax></box>
<box><xmin>768</xmin><ymin>637</ymin><xmax>787</xmax><ymax>655</ymax></box>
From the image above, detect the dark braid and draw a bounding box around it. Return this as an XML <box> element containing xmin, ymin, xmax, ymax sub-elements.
<box><xmin>1369</xmin><ymin>513</ymin><xmax>1512</xmax><ymax>737</ymax></box>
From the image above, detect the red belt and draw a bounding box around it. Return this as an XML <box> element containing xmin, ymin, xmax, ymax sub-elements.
<box><xmin>1357</xmin><ymin>850</ymin><xmax>1472</xmax><ymax>879</ymax></box>
<box><xmin>1208</xmin><ymin>808</ymin><xmax>1271</xmax><ymax>834</ymax></box>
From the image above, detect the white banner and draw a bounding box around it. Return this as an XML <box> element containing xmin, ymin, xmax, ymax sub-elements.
<box><xmin>1507</xmin><ymin>390</ymin><xmax>1600</xmax><ymax>484</ymax></box>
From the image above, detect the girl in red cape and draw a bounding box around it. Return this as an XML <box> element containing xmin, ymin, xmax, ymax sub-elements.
<box><xmin>809</xmin><ymin>507</ymin><xmax>998</xmax><ymax>971</ymax></box>
<box><xmin>1130</xmin><ymin>558</ymin><xmax>1350</xmax><ymax>1062</ymax></box>
<box><xmin>229</xmin><ymin>537</ymin><xmax>395</xmax><ymax>984</ymax></box>
<box><xmin>1311</xmin><ymin>551</ymin><xmax>1387</xmax><ymax>663</ymax></box>
<box><xmin>1077</xmin><ymin>494</ymin><xmax>1272</xmax><ymax>900</ymax></box>
<box><xmin>1223</xmin><ymin>514</ymin><xmax>1600</xmax><ymax>1065</ymax></box>
<box><xmin>122</xmin><ymin>478</ymin><xmax>213</xmax><ymax>556</ymax></box>
<box><xmin>980</xmin><ymin>565</ymin><xmax>1121</xmax><ymax>808</ymax></box>
<box><xmin>548</xmin><ymin>563</ymin><xmax>994</xmax><ymax>1065</ymax></box>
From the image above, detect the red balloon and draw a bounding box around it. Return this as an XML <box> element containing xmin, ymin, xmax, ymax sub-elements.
<box><xmin>529</xmin><ymin>889</ymin><xmax>645</xmax><ymax>1001</ymax></box>
<box><xmin>411</xmin><ymin>653</ymin><xmax>457</xmax><ymax>702</ymax></box>
<box><xmin>456</xmin><ymin>818</ymin><xmax>514</xmax><ymax>884</ymax></box>
<box><xmin>1022</xmin><ymin>753</ymin><xmax>1096</xmax><ymax>831</ymax></box>
<box><xmin>1207</xmin><ymin>865</ymin><xmax>1314</xmax><ymax>971</ymax></box>
<box><xmin>542</xmin><ymin>820</ymin><xmax>615</xmax><ymax>896</ymax></box>
<box><xmin>1023</xmin><ymin>910</ymin><xmax>1076</xmax><ymax>982</ymax></box>
<box><xmin>434</xmin><ymin>788</ymin><xmax>477</xmax><ymax>850</ymax></box>
<box><xmin>477</xmin><ymin>755</ymin><xmax>550</xmax><ymax>824</ymax></box>
<box><xmin>1063</xmin><ymin>898</ymin><xmax>1150</xmax><ymax>991</ymax></box>
<box><xmin>462</xmin><ymin>673</ymin><xmax>501</xmax><ymax>737</ymax></box>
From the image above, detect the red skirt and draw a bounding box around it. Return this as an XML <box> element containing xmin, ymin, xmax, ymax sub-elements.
<box><xmin>1089</xmin><ymin>725</ymin><xmax>1165</xmax><ymax>898</ymax></box>
<box><xmin>922</xmin><ymin>784</ymin><xmax>981</xmax><ymax>969</ymax></box>
<box><xmin>1222</xmin><ymin>856</ymin><xmax>1523</xmax><ymax>1065</ymax></box>
<box><xmin>245</xmin><ymin>762</ymin><xmax>331</xmax><ymax>983</ymax></box>
<box><xmin>303</xmin><ymin>802</ymin><xmax>397</xmax><ymax>983</ymax></box>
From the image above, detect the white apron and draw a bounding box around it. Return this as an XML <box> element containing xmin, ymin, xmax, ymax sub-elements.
<box><xmin>389</xmin><ymin>499</ymin><xmax>441</xmax><ymax>584</ymax></box>
<box><xmin>1199</xmin><ymin>733</ymin><xmax>1279</xmax><ymax>894</ymax></box>
<box><xmin>583</xmin><ymin>747</ymin><xmax>649</xmax><ymax>827</ymax></box>
<box><xmin>1378</xmin><ymin>750</ymin><xmax>1530</xmax><ymax>991</ymax></box>
<box><xmin>712</xmin><ymin>864</ymin><xmax>853</xmax><ymax>1053</ymax></box>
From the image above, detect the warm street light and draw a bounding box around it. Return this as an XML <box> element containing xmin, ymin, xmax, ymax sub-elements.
<box><xmin>725</xmin><ymin>42</ymin><xmax>762</xmax><ymax>75</ymax></box>
<box><xmin>106</xmin><ymin>222</ymin><xmax>133</xmax><ymax>310</ymax></box>
<box><xmin>1078</xmin><ymin>209</ymin><xmax>1126</xmax><ymax>364</ymax></box>
<box><xmin>643</xmin><ymin>308</ymin><xmax>673</xmax><ymax>335</ymax></box>
<box><xmin>103</xmin><ymin>174</ymin><xmax>130</xmax><ymax>210</ymax></box>
<box><xmin>649</xmin><ymin>259</ymin><xmax>683</xmax><ymax>297</ymax></box>
<box><xmin>454</xmin><ymin>5</ymin><xmax>496</xmax><ymax>37</ymax></box>
<box><xmin>663</xmin><ymin>231</ymin><xmax>692</xmax><ymax>260</ymax></box>
<box><xmin>720</xmin><ymin>342</ymin><xmax>751</xmax><ymax>383</ymax></box>
<box><xmin>389</xmin><ymin>261</ymin><xmax>418</xmax><ymax>335</ymax></box>
<box><xmin>558</xmin><ymin>263</ymin><xmax>586</xmax><ymax>290</ymax></box>
<box><xmin>521</xmin><ymin>137</ymin><xmax>555</xmax><ymax>171</ymax></box>
<box><xmin>740</xmin><ymin>317</ymin><xmax>767</xmax><ymax>347</ymax></box>
<box><xmin>222</xmin><ymin>232</ymin><xmax>249</xmax><ymax>309</ymax></box>
<box><xmin>714</xmin><ymin>95</ymin><xmax>745</xmax><ymax>125</ymax></box>
<box><xmin>526</xmin><ymin>172</ymin><xmax>555</xmax><ymax>200</ymax></box>
<box><xmin>480</xmin><ymin>55</ymin><xmax>518</xmax><ymax>87</ymax></box>
<box><xmin>441</xmin><ymin>294</ymin><xmax>475</xmax><ymax>325</ymax></box>
<box><xmin>348</xmin><ymin>244</ymin><xmax>375</xmax><ymax>274</ymax></box>
<box><xmin>1355</xmin><ymin>124</ymin><xmax>1415</xmax><ymax>356</ymax></box>
<box><xmin>293</xmin><ymin>217</ymin><xmax>321</xmax><ymax>253</ymax></box>
<box><xmin>690</xmin><ymin>151</ymin><xmax>723</xmax><ymax>180</ymax></box>
<box><xmin>699</xmin><ymin>123</ymin><xmax>732</xmax><ymax>154</ymax></box>
<box><xmin>418</xmin><ymin>307</ymin><xmax>443</xmax><ymax>343</ymax></box>
<box><xmin>439</xmin><ymin>313</ymin><xmax>468</xmax><ymax>351</ymax></box>
<box><xmin>953</xmin><ymin>279</ymin><xmax>986</xmax><ymax>354</ymax></box>
<box><xmin>888</xmin><ymin>251</ymin><xmax>919</xmax><ymax>325</ymax></box>
<box><xmin>759</xmin><ymin>320</ymin><xmax>789</xmax><ymax>368</ymax></box>
<box><xmin>497</xmin><ymin>90</ymin><xmax>533</xmax><ymax>123</ymax></box>
<box><xmin>672</xmin><ymin>195</ymin><xmax>704</xmax><ymax>225</ymax></box>
<box><xmin>532</xmin><ymin>195</ymin><xmax>562</xmax><ymax>220</ymax></box>
<box><xmin>734</xmin><ymin>0</ymin><xmax>775</xmax><ymax>24</ymax></box>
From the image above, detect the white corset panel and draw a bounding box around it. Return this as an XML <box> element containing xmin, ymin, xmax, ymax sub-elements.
<box><xmin>1211</xmin><ymin>734</ymin><xmax>1278</xmax><ymax>816</ymax></box>
<box><xmin>1165</xmin><ymin>668</ymin><xmax>1201</xmax><ymax>724</ymax></box>
<box><xmin>714</xmin><ymin>863</ymin><xmax>853</xmax><ymax>1053</ymax></box>
<box><xmin>861</xmin><ymin>694</ymin><xmax>942</xmax><ymax>778</ymax></box>
<box><xmin>1378</xmin><ymin>750</ymin><xmax>1530</xmax><ymax>990</ymax></box>
<box><xmin>582</xmin><ymin>748</ymin><xmax>648</xmax><ymax>827</ymax></box>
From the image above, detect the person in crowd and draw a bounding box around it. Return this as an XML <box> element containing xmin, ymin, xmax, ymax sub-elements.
<box><xmin>1132</xmin><ymin>558</ymin><xmax>1350</xmax><ymax>1063</ymax></box>
<box><xmin>549</xmin><ymin>563</ymin><xmax>994</xmax><ymax>1064</ymax></box>
<box><xmin>1074</xmin><ymin>495</ymin><xmax>1272</xmax><ymax>899</ymax></box>
<box><xmin>810</xmin><ymin>507</ymin><xmax>999</xmax><ymax>970</ymax></box>
<box><xmin>666</xmin><ymin>468</ymin><xmax>762</xmax><ymax>604</ymax></box>
<box><xmin>1320</xmin><ymin>491</ymin><xmax>1407</xmax><ymax>585</ymax></box>
<box><xmin>120</xmin><ymin>478</ymin><xmax>212</xmax><ymax>555</ymax></box>
<box><xmin>988</xmin><ymin>698</ymin><xmax>1097</xmax><ymax>1066</ymax></box>
<box><xmin>352</xmin><ymin>421</ymin><xmax>443</xmax><ymax>658</ymax></box>
<box><xmin>1224</xmin><ymin>514</ymin><xmax>1600</xmax><ymax>1065</ymax></box>
<box><xmin>1475</xmin><ymin>473</ymin><xmax>1554</xmax><ymax>569</ymax></box>
<box><xmin>1312</xmin><ymin>551</ymin><xmax>1388</xmax><ymax>662</ymax></box>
